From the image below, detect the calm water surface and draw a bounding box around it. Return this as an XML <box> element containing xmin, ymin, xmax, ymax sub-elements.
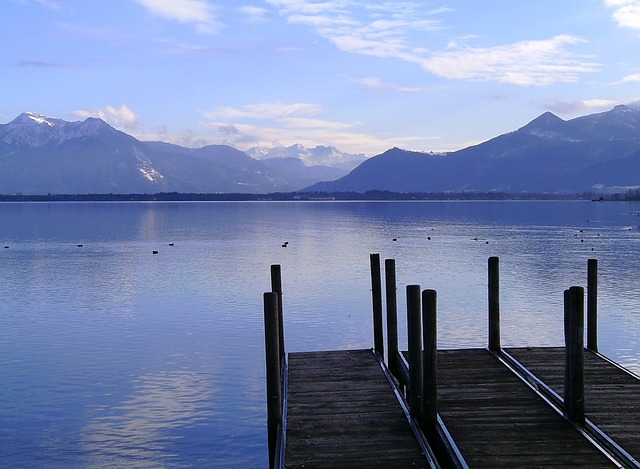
<box><xmin>1</xmin><ymin>201</ymin><xmax>639</xmax><ymax>468</ymax></box>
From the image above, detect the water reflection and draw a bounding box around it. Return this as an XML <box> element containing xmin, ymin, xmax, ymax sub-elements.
<box><xmin>81</xmin><ymin>371</ymin><xmax>214</xmax><ymax>469</ymax></box>
<box><xmin>1</xmin><ymin>200</ymin><xmax>639</xmax><ymax>467</ymax></box>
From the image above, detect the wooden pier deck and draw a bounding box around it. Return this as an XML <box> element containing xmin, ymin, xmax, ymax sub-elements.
<box><xmin>285</xmin><ymin>349</ymin><xmax>432</xmax><ymax>469</ymax></box>
<box><xmin>437</xmin><ymin>348</ymin><xmax>619</xmax><ymax>468</ymax></box>
<box><xmin>506</xmin><ymin>346</ymin><xmax>640</xmax><ymax>461</ymax></box>
<box><xmin>263</xmin><ymin>257</ymin><xmax>640</xmax><ymax>468</ymax></box>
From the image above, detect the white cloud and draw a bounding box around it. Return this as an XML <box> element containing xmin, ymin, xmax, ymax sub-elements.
<box><xmin>543</xmin><ymin>99</ymin><xmax>619</xmax><ymax>115</ymax></box>
<box><xmin>71</xmin><ymin>105</ymin><xmax>139</xmax><ymax>130</ymax></box>
<box><xmin>605</xmin><ymin>0</ymin><xmax>640</xmax><ymax>30</ymax></box>
<box><xmin>268</xmin><ymin>0</ymin><xmax>443</xmax><ymax>60</ymax></box>
<box><xmin>237</xmin><ymin>6</ymin><xmax>269</xmax><ymax>23</ymax></box>
<box><xmin>133</xmin><ymin>0</ymin><xmax>222</xmax><ymax>34</ymax></box>
<box><xmin>268</xmin><ymin>1</ymin><xmax>597</xmax><ymax>86</ymax></box>
<box><xmin>621</xmin><ymin>72</ymin><xmax>640</xmax><ymax>82</ymax></box>
<box><xmin>71</xmin><ymin>101</ymin><xmax>437</xmax><ymax>155</ymax></box>
<box><xmin>200</xmin><ymin>101</ymin><xmax>423</xmax><ymax>154</ymax></box>
<box><xmin>201</xmin><ymin>119</ymin><xmax>412</xmax><ymax>155</ymax></box>
<box><xmin>353</xmin><ymin>76</ymin><xmax>423</xmax><ymax>92</ymax></box>
<box><xmin>421</xmin><ymin>35</ymin><xmax>599</xmax><ymax>86</ymax></box>
<box><xmin>204</xmin><ymin>102</ymin><xmax>324</xmax><ymax>120</ymax></box>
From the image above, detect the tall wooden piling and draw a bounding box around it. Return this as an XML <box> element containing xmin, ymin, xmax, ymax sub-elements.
<box><xmin>370</xmin><ymin>253</ymin><xmax>384</xmax><ymax>357</ymax></box>
<box><xmin>564</xmin><ymin>286</ymin><xmax>585</xmax><ymax>426</ymax></box>
<box><xmin>422</xmin><ymin>289</ymin><xmax>438</xmax><ymax>436</ymax></box>
<box><xmin>264</xmin><ymin>292</ymin><xmax>282</xmax><ymax>469</ymax></box>
<box><xmin>407</xmin><ymin>284</ymin><xmax>423</xmax><ymax>421</ymax></box>
<box><xmin>587</xmin><ymin>259</ymin><xmax>598</xmax><ymax>352</ymax></box>
<box><xmin>385</xmin><ymin>258</ymin><xmax>399</xmax><ymax>376</ymax></box>
<box><xmin>488</xmin><ymin>256</ymin><xmax>500</xmax><ymax>352</ymax></box>
<box><xmin>270</xmin><ymin>264</ymin><xmax>285</xmax><ymax>360</ymax></box>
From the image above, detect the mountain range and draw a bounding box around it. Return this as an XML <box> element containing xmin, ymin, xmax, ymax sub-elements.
<box><xmin>0</xmin><ymin>113</ymin><xmax>358</xmax><ymax>194</ymax></box>
<box><xmin>307</xmin><ymin>104</ymin><xmax>640</xmax><ymax>194</ymax></box>
<box><xmin>2</xmin><ymin>105</ymin><xmax>640</xmax><ymax>195</ymax></box>
<box><xmin>246</xmin><ymin>144</ymin><xmax>366</xmax><ymax>169</ymax></box>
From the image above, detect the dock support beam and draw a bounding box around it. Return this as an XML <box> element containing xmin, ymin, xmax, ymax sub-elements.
<box><xmin>264</xmin><ymin>292</ymin><xmax>282</xmax><ymax>469</ymax></box>
<box><xmin>488</xmin><ymin>256</ymin><xmax>500</xmax><ymax>352</ymax></box>
<box><xmin>271</xmin><ymin>264</ymin><xmax>285</xmax><ymax>361</ymax></box>
<box><xmin>422</xmin><ymin>289</ymin><xmax>438</xmax><ymax>436</ymax></box>
<box><xmin>564</xmin><ymin>286</ymin><xmax>585</xmax><ymax>426</ymax></box>
<box><xmin>385</xmin><ymin>258</ymin><xmax>399</xmax><ymax>377</ymax></box>
<box><xmin>371</xmin><ymin>253</ymin><xmax>384</xmax><ymax>358</ymax></box>
<box><xmin>407</xmin><ymin>285</ymin><xmax>423</xmax><ymax>421</ymax></box>
<box><xmin>587</xmin><ymin>259</ymin><xmax>598</xmax><ymax>352</ymax></box>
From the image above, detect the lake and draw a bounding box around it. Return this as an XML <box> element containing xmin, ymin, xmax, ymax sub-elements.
<box><xmin>1</xmin><ymin>200</ymin><xmax>639</xmax><ymax>468</ymax></box>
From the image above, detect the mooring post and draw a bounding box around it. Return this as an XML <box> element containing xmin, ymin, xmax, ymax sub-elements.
<box><xmin>385</xmin><ymin>258</ymin><xmax>399</xmax><ymax>377</ymax></box>
<box><xmin>587</xmin><ymin>259</ymin><xmax>598</xmax><ymax>352</ymax></box>
<box><xmin>564</xmin><ymin>286</ymin><xmax>585</xmax><ymax>426</ymax></box>
<box><xmin>264</xmin><ymin>292</ymin><xmax>282</xmax><ymax>469</ymax></box>
<box><xmin>422</xmin><ymin>289</ymin><xmax>437</xmax><ymax>436</ymax></box>
<box><xmin>407</xmin><ymin>284</ymin><xmax>423</xmax><ymax>422</ymax></box>
<box><xmin>488</xmin><ymin>256</ymin><xmax>501</xmax><ymax>352</ymax></box>
<box><xmin>270</xmin><ymin>264</ymin><xmax>285</xmax><ymax>361</ymax></box>
<box><xmin>370</xmin><ymin>253</ymin><xmax>384</xmax><ymax>358</ymax></box>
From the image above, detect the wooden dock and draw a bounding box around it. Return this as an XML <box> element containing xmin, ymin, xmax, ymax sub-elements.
<box><xmin>285</xmin><ymin>349</ymin><xmax>433</xmax><ymax>469</ymax></box>
<box><xmin>436</xmin><ymin>348</ymin><xmax>619</xmax><ymax>468</ymax></box>
<box><xmin>263</xmin><ymin>257</ymin><xmax>640</xmax><ymax>469</ymax></box>
<box><xmin>506</xmin><ymin>346</ymin><xmax>640</xmax><ymax>462</ymax></box>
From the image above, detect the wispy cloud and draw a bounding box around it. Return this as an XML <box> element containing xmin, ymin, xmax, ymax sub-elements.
<box><xmin>201</xmin><ymin>101</ymin><xmax>419</xmax><ymax>154</ymax></box>
<box><xmin>18</xmin><ymin>60</ymin><xmax>65</xmax><ymax>68</ymax></box>
<box><xmin>268</xmin><ymin>1</ymin><xmax>598</xmax><ymax>86</ymax></box>
<box><xmin>268</xmin><ymin>0</ymin><xmax>443</xmax><ymax>59</ymax></box>
<box><xmin>422</xmin><ymin>35</ymin><xmax>599</xmax><ymax>86</ymax></box>
<box><xmin>204</xmin><ymin>102</ymin><xmax>324</xmax><ymax>120</ymax></box>
<box><xmin>16</xmin><ymin>0</ymin><xmax>61</xmax><ymax>9</ymax></box>
<box><xmin>543</xmin><ymin>98</ymin><xmax>618</xmax><ymax>115</ymax></box>
<box><xmin>605</xmin><ymin>0</ymin><xmax>640</xmax><ymax>30</ymax></box>
<box><xmin>353</xmin><ymin>76</ymin><xmax>423</xmax><ymax>92</ymax></box>
<box><xmin>71</xmin><ymin>105</ymin><xmax>139</xmax><ymax>130</ymax></box>
<box><xmin>620</xmin><ymin>72</ymin><xmax>640</xmax><ymax>82</ymax></box>
<box><xmin>133</xmin><ymin>0</ymin><xmax>222</xmax><ymax>34</ymax></box>
<box><xmin>237</xmin><ymin>6</ymin><xmax>269</xmax><ymax>23</ymax></box>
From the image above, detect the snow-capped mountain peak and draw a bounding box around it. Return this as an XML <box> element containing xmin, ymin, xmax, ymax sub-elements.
<box><xmin>18</xmin><ymin>112</ymin><xmax>56</xmax><ymax>126</ymax></box>
<box><xmin>0</xmin><ymin>112</ymin><xmax>111</xmax><ymax>148</ymax></box>
<box><xmin>246</xmin><ymin>144</ymin><xmax>366</xmax><ymax>170</ymax></box>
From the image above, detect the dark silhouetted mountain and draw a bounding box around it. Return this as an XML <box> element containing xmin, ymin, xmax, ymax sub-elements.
<box><xmin>307</xmin><ymin>104</ymin><xmax>640</xmax><ymax>194</ymax></box>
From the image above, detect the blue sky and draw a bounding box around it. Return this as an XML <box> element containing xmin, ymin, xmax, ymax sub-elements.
<box><xmin>3</xmin><ymin>0</ymin><xmax>640</xmax><ymax>155</ymax></box>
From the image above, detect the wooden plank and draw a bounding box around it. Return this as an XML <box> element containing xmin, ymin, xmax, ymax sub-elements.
<box><xmin>285</xmin><ymin>349</ymin><xmax>430</xmax><ymax>469</ymax></box>
<box><xmin>506</xmin><ymin>346</ymin><xmax>640</xmax><ymax>460</ymax></box>
<box><xmin>436</xmin><ymin>349</ymin><xmax>616</xmax><ymax>468</ymax></box>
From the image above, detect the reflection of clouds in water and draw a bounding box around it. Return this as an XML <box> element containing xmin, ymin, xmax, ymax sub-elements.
<box><xmin>81</xmin><ymin>371</ymin><xmax>214</xmax><ymax>468</ymax></box>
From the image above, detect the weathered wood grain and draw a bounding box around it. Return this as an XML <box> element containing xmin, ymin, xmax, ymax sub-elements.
<box><xmin>285</xmin><ymin>349</ymin><xmax>430</xmax><ymax>469</ymax></box>
<box><xmin>436</xmin><ymin>348</ymin><xmax>616</xmax><ymax>468</ymax></box>
<box><xmin>506</xmin><ymin>346</ymin><xmax>640</xmax><ymax>460</ymax></box>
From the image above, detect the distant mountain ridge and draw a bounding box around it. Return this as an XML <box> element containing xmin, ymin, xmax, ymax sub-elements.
<box><xmin>0</xmin><ymin>112</ymin><xmax>353</xmax><ymax>194</ymax></box>
<box><xmin>246</xmin><ymin>144</ymin><xmax>366</xmax><ymax>170</ymax></box>
<box><xmin>3</xmin><ymin>105</ymin><xmax>640</xmax><ymax>195</ymax></box>
<box><xmin>307</xmin><ymin>104</ymin><xmax>640</xmax><ymax>194</ymax></box>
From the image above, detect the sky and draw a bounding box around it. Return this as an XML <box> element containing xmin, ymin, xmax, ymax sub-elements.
<box><xmin>2</xmin><ymin>0</ymin><xmax>640</xmax><ymax>156</ymax></box>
